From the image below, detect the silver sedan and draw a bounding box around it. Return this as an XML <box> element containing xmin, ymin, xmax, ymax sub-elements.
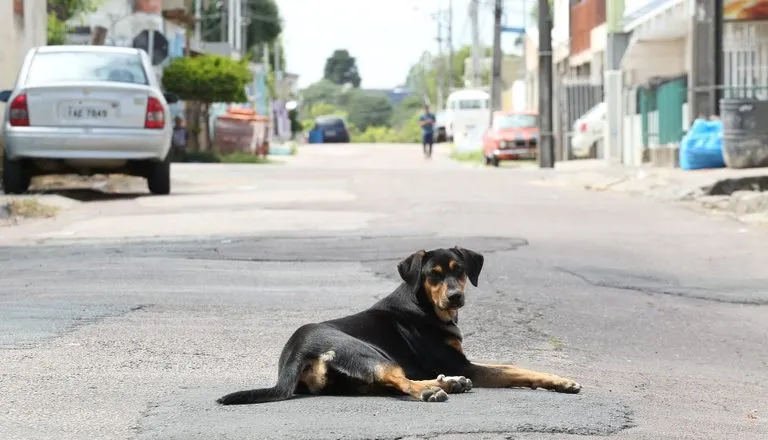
<box><xmin>1</xmin><ymin>45</ymin><xmax>178</xmax><ymax>195</ymax></box>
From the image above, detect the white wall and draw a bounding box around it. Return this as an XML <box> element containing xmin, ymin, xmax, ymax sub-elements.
<box><xmin>0</xmin><ymin>0</ymin><xmax>47</xmax><ymax>122</ymax></box>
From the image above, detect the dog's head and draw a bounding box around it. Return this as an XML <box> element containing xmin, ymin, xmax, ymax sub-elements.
<box><xmin>397</xmin><ymin>247</ymin><xmax>484</xmax><ymax>319</ymax></box>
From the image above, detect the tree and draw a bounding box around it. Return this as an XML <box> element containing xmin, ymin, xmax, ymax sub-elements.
<box><xmin>162</xmin><ymin>55</ymin><xmax>251</xmax><ymax>151</ymax></box>
<box><xmin>323</xmin><ymin>50</ymin><xmax>362</xmax><ymax>88</ymax></box>
<box><xmin>346</xmin><ymin>91</ymin><xmax>393</xmax><ymax>131</ymax></box>
<box><xmin>300</xmin><ymin>80</ymin><xmax>344</xmax><ymax>110</ymax></box>
<box><xmin>200</xmin><ymin>0</ymin><xmax>282</xmax><ymax>50</ymax></box>
<box><xmin>47</xmin><ymin>0</ymin><xmax>100</xmax><ymax>44</ymax></box>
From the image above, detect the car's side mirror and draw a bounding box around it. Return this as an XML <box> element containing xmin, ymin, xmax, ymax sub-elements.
<box><xmin>163</xmin><ymin>92</ymin><xmax>179</xmax><ymax>104</ymax></box>
<box><xmin>0</xmin><ymin>90</ymin><xmax>11</xmax><ymax>103</ymax></box>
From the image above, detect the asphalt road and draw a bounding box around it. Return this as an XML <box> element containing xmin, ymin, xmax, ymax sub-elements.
<box><xmin>1</xmin><ymin>143</ymin><xmax>766</xmax><ymax>440</ymax></box>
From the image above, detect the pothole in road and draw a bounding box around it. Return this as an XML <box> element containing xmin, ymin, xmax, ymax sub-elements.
<box><xmin>163</xmin><ymin>235</ymin><xmax>529</xmax><ymax>263</ymax></box>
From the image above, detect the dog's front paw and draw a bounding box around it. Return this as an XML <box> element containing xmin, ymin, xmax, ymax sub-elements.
<box><xmin>553</xmin><ymin>378</ymin><xmax>581</xmax><ymax>394</ymax></box>
<box><xmin>420</xmin><ymin>386</ymin><xmax>449</xmax><ymax>402</ymax></box>
<box><xmin>437</xmin><ymin>374</ymin><xmax>473</xmax><ymax>393</ymax></box>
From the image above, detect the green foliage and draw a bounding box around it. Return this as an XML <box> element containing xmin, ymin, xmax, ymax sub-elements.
<box><xmin>323</xmin><ymin>49</ymin><xmax>361</xmax><ymax>88</ymax></box>
<box><xmin>47</xmin><ymin>13</ymin><xmax>68</xmax><ymax>45</ymax></box>
<box><xmin>301</xmin><ymin>80</ymin><xmax>343</xmax><ymax>110</ymax></box>
<box><xmin>47</xmin><ymin>0</ymin><xmax>101</xmax><ymax>45</ymax></box>
<box><xmin>390</xmin><ymin>94</ymin><xmax>425</xmax><ymax>127</ymax></box>
<box><xmin>48</xmin><ymin>0</ymin><xmax>100</xmax><ymax>20</ymax></box>
<box><xmin>288</xmin><ymin>109</ymin><xmax>302</xmax><ymax>134</ymax></box>
<box><xmin>346</xmin><ymin>91</ymin><xmax>393</xmax><ymax>131</ymax></box>
<box><xmin>200</xmin><ymin>0</ymin><xmax>282</xmax><ymax>50</ymax></box>
<box><xmin>351</xmin><ymin>113</ymin><xmax>422</xmax><ymax>144</ymax></box>
<box><xmin>162</xmin><ymin>55</ymin><xmax>251</xmax><ymax>104</ymax></box>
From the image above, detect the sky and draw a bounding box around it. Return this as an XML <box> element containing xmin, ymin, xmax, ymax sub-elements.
<box><xmin>279</xmin><ymin>0</ymin><xmax>531</xmax><ymax>90</ymax></box>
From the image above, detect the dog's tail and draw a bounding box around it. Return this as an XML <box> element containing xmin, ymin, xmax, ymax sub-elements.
<box><xmin>216</xmin><ymin>358</ymin><xmax>305</xmax><ymax>405</ymax></box>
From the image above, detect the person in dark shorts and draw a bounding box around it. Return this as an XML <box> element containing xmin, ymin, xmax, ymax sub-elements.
<box><xmin>419</xmin><ymin>105</ymin><xmax>436</xmax><ymax>158</ymax></box>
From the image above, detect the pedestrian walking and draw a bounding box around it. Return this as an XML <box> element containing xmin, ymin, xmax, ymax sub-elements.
<box><xmin>419</xmin><ymin>105</ymin><xmax>436</xmax><ymax>158</ymax></box>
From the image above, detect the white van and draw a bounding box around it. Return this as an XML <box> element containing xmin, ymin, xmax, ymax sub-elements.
<box><xmin>444</xmin><ymin>89</ymin><xmax>490</xmax><ymax>146</ymax></box>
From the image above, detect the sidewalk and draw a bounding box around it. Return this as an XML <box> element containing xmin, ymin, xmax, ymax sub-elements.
<box><xmin>532</xmin><ymin>159</ymin><xmax>768</xmax><ymax>225</ymax></box>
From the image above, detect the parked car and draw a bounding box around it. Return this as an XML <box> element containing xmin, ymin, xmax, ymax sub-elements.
<box><xmin>314</xmin><ymin>116</ymin><xmax>350</xmax><ymax>143</ymax></box>
<box><xmin>570</xmin><ymin>102</ymin><xmax>606</xmax><ymax>159</ymax></box>
<box><xmin>1</xmin><ymin>45</ymin><xmax>177</xmax><ymax>195</ymax></box>
<box><xmin>482</xmin><ymin>111</ymin><xmax>539</xmax><ymax>167</ymax></box>
<box><xmin>434</xmin><ymin>111</ymin><xmax>447</xmax><ymax>143</ymax></box>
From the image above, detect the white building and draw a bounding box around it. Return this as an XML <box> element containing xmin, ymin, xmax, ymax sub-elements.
<box><xmin>0</xmin><ymin>0</ymin><xmax>47</xmax><ymax>123</ymax></box>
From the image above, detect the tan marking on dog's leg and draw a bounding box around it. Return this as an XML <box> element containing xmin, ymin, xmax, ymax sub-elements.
<box><xmin>299</xmin><ymin>353</ymin><xmax>335</xmax><ymax>394</ymax></box>
<box><xmin>375</xmin><ymin>364</ymin><xmax>449</xmax><ymax>402</ymax></box>
<box><xmin>466</xmin><ymin>363</ymin><xmax>581</xmax><ymax>393</ymax></box>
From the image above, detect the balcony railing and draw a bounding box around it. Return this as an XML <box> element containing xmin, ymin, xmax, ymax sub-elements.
<box><xmin>570</xmin><ymin>0</ymin><xmax>606</xmax><ymax>55</ymax></box>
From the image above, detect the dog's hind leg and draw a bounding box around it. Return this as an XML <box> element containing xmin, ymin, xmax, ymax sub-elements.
<box><xmin>463</xmin><ymin>363</ymin><xmax>581</xmax><ymax>394</ymax></box>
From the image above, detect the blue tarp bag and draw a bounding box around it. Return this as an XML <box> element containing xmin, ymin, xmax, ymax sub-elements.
<box><xmin>679</xmin><ymin>119</ymin><xmax>726</xmax><ymax>170</ymax></box>
<box><xmin>308</xmin><ymin>127</ymin><xmax>324</xmax><ymax>144</ymax></box>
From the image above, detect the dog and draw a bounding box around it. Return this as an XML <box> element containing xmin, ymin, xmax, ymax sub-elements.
<box><xmin>217</xmin><ymin>247</ymin><xmax>581</xmax><ymax>404</ymax></box>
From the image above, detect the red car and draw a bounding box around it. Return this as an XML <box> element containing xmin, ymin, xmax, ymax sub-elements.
<box><xmin>482</xmin><ymin>111</ymin><xmax>539</xmax><ymax>167</ymax></box>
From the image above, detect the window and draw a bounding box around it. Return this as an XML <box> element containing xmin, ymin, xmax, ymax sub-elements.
<box><xmin>25</xmin><ymin>52</ymin><xmax>149</xmax><ymax>85</ymax></box>
<box><xmin>457</xmin><ymin>99</ymin><xmax>487</xmax><ymax>110</ymax></box>
<box><xmin>494</xmin><ymin>114</ymin><xmax>538</xmax><ymax>129</ymax></box>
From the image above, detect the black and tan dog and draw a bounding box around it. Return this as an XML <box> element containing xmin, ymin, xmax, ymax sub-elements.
<box><xmin>218</xmin><ymin>247</ymin><xmax>581</xmax><ymax>404</ymax></box>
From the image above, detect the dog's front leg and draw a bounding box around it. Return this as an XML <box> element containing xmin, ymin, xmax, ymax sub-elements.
<box><xmin>464</xmin><ymin>363</ymin><xmax>581</xmax><ymax>393</ymax></box>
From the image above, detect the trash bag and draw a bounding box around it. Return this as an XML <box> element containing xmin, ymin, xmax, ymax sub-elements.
<box><xmin>679</xmin><ymin>119</ymin><xmax>726</xmax><ymax>170</ymax></box>
<box><xmin>308</xmin><ymin>127</ymin><xmax>323</xmax><ymax>144</ymax></box>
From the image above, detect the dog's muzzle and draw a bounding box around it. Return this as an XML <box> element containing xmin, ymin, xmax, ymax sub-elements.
<box><xmin>446</xmin><ymin>292</ymin><xmax>465</xmax><ymax>309</ymax></box>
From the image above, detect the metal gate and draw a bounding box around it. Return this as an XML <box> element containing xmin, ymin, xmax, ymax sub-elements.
<box><xmin>554</xmin><ymin>72</ymin><xmax>604</xmax><ymax>160</ymax></box>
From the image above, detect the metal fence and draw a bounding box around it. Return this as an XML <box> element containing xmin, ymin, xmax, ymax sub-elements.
<box><xmin>554</xmin><ymin>72</ymin><xmax>604</xmax><ymax>160</ymax></box>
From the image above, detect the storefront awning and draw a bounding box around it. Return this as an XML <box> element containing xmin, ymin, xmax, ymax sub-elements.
<box><xmin>621</xmin><ymin>36</ymin><xmax>687</xmax><ymax>85</ymax></box>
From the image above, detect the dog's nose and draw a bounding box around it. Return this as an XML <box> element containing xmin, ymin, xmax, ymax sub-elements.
<box><xmin>447</xmin><ymin>292</ymin><xmax>464</xmax><ymax>306</ymax></box>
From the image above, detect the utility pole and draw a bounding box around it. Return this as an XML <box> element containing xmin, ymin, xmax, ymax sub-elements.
<box><xmin>447</xmin><ymin>0</ymin><xmax>454</xmax><ymax>93</ymax></box>
<box><xmin>240</xmin><ymin>0</ymin><xmax>248</xmax><ymax>57</ymax></box>
<box><xmin>489</xmin><ymin>0</ymin><xmax>503</xmax><ymax>123</ymax></box>
<box><xmin>227</xmin><ymin>0</ymin><xmax>235</xmax><ymax>51</ymax></box>
<box><xmin>469</xmin><ymin>0</ymin><xmax>481</xmax><ymax>88</ymax></box>
<box><xmin>220</xmin><ymin>0</ymin><xmax>227</xmax><ymax>42</ymax></box>
<box><xmin>537</xmin><ymin>0</ymin><xmax>554</xmax><ymax>168</ymax></box>
<box><xmin>193</xmin><ymin>0</ymin><xmax>201</xmax><ymax>48</ymax></box>
<box><xmin>436</xmin><ymin>7</ymin><xmax>445</xmax><ymax>110</ymax></box>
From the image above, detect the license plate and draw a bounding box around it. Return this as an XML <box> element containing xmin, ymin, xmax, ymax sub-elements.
<box><xmin>66</xmin><ymin>106</ymin><xmax>109</xmax><ymax>119</ymax></box>
<box><xmin>509</xmin><ymin>148</ymin><xmax>532</xmax><ymax>155</ymax></box>
<box><xmin>326</xmin><ymin>130</ymin><xmax>336</xmax><ymax>136</ymax></box>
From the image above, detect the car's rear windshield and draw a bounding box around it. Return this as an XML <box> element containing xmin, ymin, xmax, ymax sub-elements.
<box><xmin>317</xmin><ymin>118</ymin><xmax>345</xmax><ymax>129</ymax></box>
<box><xmin>25</xmin><ymin>51</ymin><xmax>149</xmax><ymax>85</ymax></box>
<box><xmin>494</xmin><ymin>114</ymin><xmax>538</xmax><ymax>129</ymax></box>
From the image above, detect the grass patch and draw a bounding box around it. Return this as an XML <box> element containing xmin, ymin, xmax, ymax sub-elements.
<box><xmin>450</xmin><ymin>149</ymin><xmax>485</xmax><ymax>164</ymax></box>
<box><xmin>172</xmin><ymin>150</ymin><xmax>273</xmax><ymax>164</ymax></box>
<box><xmin>548</xmin><ymin>336</ymin><xmax>566</xmax><ymax>351</ymax></box>
<box><xmin>4</xmin><ymin>199</ymin><xmax>60</xmax><ymax>218</ymax></box>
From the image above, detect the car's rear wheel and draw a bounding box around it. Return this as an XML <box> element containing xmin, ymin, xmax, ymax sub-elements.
<box><xmin>2</xmin><ymin>152</ymin><xmax>31</xmax><ymax>194</ymax></box>
<box><xmin>146</xmin><ymin>155</ymin><xmax>171</xmax><ymax>195</ymax></box>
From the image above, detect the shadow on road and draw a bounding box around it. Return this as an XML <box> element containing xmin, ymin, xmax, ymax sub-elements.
<box><xmin>29</xmin><ymin>188</ymin><xmax>147</xmax><ymax>202</ymax></box>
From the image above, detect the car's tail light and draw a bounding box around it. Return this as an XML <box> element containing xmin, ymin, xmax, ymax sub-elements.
<box><xmin>579</xmin><ymin>122</ymin><xmax>587</xmax><ymax>132</ymax></box>
<box><xmin>9</xmin><ymin>93</ymin><xmax>29</xmax><ymax>127</ymax></box>
<box><xmin>144</xmin><ymin>96</ymin><xmax>164</xmax><ymax>129</ymax></box>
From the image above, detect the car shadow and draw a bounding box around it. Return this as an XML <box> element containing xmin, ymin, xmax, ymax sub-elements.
<box><xmin>28</xmin><ymin>188</ymin><xmax>147</xmax><ymax>202</ymax></box>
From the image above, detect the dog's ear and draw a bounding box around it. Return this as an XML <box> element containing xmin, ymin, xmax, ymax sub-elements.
<box><xmin>397</xmin><ymin>250</ymin><xmax>426</xmax><ymax>288</ymax></box>
<box><xmin>453</xmin><ymin>247</ymin><xmax>484</xmax><ymax>287</ymax></box>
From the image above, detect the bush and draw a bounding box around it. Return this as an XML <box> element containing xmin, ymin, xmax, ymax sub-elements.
<box><xmin>162</xmin><ymin>55</ymin><xmax>251</xmax><ymax>104</ymax></box>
